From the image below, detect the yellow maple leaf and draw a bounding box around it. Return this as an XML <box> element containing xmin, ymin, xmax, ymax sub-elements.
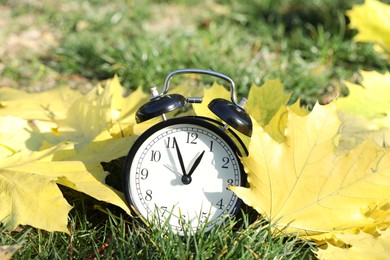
<box><xmin>0</xmin><ymin>84</ymin><xmax>110</xmax><ymax>150</ymax></box>
<box><xmin>0</xmin><ymin>116</ymin><xmax>45</xmax><ymax>157</ymax></box>
<box><xmin>316</xmin><ymin>228</ymin><xmax>390</xmax><ymax>260</ymax></box>
<box><xmin>246</xmin><ymin>79</ymin><xmax>292</xmax><ymax>143</ymax></box>
<box><xmin>107</xmin><ymin>76</ymin><xmax>200</xmax><ymax>137</ymax></box>
<box><xmin>262</xmin><ymin>105</ymin><xmax>288</xmax><ymax>143</ymax></box>
<box><xmin>338</xmin><ymin>71</ymin><xmax>390</xmax><ymax>123</ymax></box>
<box><xmin>0</xmin><ymin>74</ymin><xmax>205</xmax><ymax>232</ymax></box>
<box><xmin>259</xmin><ymin>100</ymin><xmax>308</xmax><ymax>144</ymax></box>
<box><xmin>337</xmin><ymin>71</ymin><xmax>390</xmax><ymax>149</ymax></box>
<box><xmin>0</xmin><ymin>77</ymin><xmax>147</xmax><ymax>232</ymax></box>
<box><xmin>262</xmin><ymin>99</ymin><xmax>308</xmax><ymax>143</ymax></box>
<box><xmin>0</xmin><ymin>76</ymin><xmax>151</xmax><ymax>146</ymax></box>
<box><xmin>0</xmin><ymin>85</ymin><xmax>81</xmax><ymax>121</ymax></box>
<box><xmin>192</xmin><ymin>80</ymin><xmax>298</xmax><ymax>144</ymax></box>
<box><xmin>0</xmin><ymin>144</ymin><xmax>73</xmax><ymax>232</ymax></box>
<box><xmin>0</xmin><ymin>115</ymin><xmax>135</xmax><ymax>232</ymax></box>
<box><xmin>105</xmin><ymin>75</ymin><xmax>150</xmax><ymax>137</ymax></box>
<box><xmin>347</xmin><ymin>0</ymin><xmax>390</xmax><ymax>56</ymax></box>
<box><xmin>247</xmin><ymin>79</ymin><xmax>291</xmax><ymax>126</ymax></box>
<box><xmin>231</xmin><ymin>102</ymin><xmax>390</xmax><ymax>242</ymax></box>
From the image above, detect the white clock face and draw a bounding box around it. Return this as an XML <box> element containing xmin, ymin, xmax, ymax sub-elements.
<box><xmin>124</xmin><ymin>119</ymin><xmax>243</xmax><ymax>234</ymax></box>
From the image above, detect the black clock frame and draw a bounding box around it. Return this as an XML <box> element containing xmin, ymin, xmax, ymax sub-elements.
<box><xmin>122</xmin><ymin>116</ymin><xmax>247</xmax><ymax>231</ymax></box>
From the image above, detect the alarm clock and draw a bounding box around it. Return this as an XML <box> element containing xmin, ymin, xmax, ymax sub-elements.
<box><xmin>123</xmin><ymin>69</ymin><xmax>252</xmax><ymax>235</ymax></box>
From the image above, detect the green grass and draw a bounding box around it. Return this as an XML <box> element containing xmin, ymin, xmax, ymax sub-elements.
<box><xmin>2</xmin><ymin>0</ymin><xmax>390</xmax><ymax>104</ymax></box>
<box><xmin>1</xmin><ymin>191</ymin><xmax>314</xmax><ymax>259</ymax></box>
<box><xmin>1</xmin><ymin>0</ymin><xmax>389</xmax><ymax>258</ymax></box>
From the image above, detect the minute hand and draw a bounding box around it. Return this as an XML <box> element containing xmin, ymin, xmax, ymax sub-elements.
<box><xmin>173</xmin><ymin>137</ymin><xmax>187</xmax><ymax>176</ymax></box>
<box><xmin>187</xmin><ymin>151</ymin><xmax>205</xmax><ymax>177</ymax></box>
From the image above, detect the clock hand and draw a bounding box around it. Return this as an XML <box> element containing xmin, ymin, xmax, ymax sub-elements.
<box><xmin>172</xmin><ymin>138</ymin><xmax>194</xmax><ymax>185</ymax></box>
<box><xmin>187</xmin><ymin>150</ymin><xmax>205</xmax><ymax>177</ymax></box>
<box><xmin>173</xmin><ymin>137</ymin><xmax>187</xmax><ymax>177</ymax></box>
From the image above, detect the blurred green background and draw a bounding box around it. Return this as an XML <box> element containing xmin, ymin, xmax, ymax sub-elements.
<box><xmin>1</xmin><ymin>0</ymin><xmax>389</xmax><ymax>108</ymax></box>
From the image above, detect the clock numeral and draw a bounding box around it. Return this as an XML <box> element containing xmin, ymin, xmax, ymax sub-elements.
<box><xmin>209</xmin><ymin>140</ymin><xmax>214</xmax><ymax>152</ymax></box>
<box><xmin>160</xmin><ymin>206</ymin><xmax>168</xmax><ymax>218</ymax></box>
<box><xmin>199</xmin><ymin>212</ymin><xmax>208</xmax><ymax>224</ymax></box>
<box><xmin>144</xmin><ymin>190</ymin><xmax>153</xmax><ymax>201</ymax></box>
<box><xmin>216</xmin><ymin>199</ymin><xmax>224</xmax><ymax>210</ymax></box>
<box><xmin>222</xmin><ymin>157</ymin><xmax>230</xmax><ymax>169</ymax></box>
<box><xmin>166</xmin><ymin>137</ymin><xmax>176</xmax><ymax>149</ymax></box>
<box><xmin>140</xmin><ymin>168</ymin><xmax>149</xmax><ymax>180</ymax></box>
<box><xmin>178</xmin><ymin>215</ymin><xmax>187</xmax><ymax>227</ymax></box>
<box><xmin>226</xmin><ymin>178</ymin><xmax>233</xmax><ymax>190</ymax></box>
<box><xmin>150</xmin><ymin>150</ymin><xmax>161</xmax><ymax>162</ymax></box>
<box><xmin>186</xmin><ymin>132</ymin><xmax>198</xmax><ymax>144</ymax></box>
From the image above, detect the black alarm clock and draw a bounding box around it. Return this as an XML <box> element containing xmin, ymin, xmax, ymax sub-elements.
<box><xmin>123</xmin><ymin>69</ymin><xmax>252</xmax><ymax>234</ymax></box>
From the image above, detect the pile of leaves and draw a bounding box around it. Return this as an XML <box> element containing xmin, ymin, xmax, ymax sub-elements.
<box><xmin>1</xmin><ymin>0</ymin><xmax>390</xmax><ymax>258</ymax></box>
<box><xmin>232</xmin><ymin>70</ymin><xmax>390</xmax><ymax>258</ymax></box>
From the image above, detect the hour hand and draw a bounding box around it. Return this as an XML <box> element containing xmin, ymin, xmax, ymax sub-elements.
<box><xmin>187</xmin><ymin>151</ymin><xmax>205</xmax><ymax>177</ymax></box>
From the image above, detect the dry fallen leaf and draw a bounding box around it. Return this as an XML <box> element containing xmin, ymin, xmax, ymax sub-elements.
<box><xmin>338</xmin><ymin>71</ymin><xmax>390</xmax><ymax>124</ymax></box>
<box><xmin>346</xmin><ymin>0</ymin><xmax>390</xmax><ymax>56</ymax></box>
<box><xmin>337</xmin><ymin>71</ymin><xmax>390</xmax><ymax>150</ymax></box>
<box><xmin>0</xmin><ymin>144</ymin><xmax>73</xmax><ymax>232</ymax></box>
<box><xmin>261</xmin><ymin>99</ymin><xmax>308</xmax><ymax>143</ymax></box>
<box><xmin>231</xmin><ymin>102</ymin><xmax>390</xmax><ymax>243</ymax></box>
<box><xmin>246</xmin><ymin>79</ymin><xmax>292</xmax><ymax>143</ymax></box>
<box><xmin>0</xmin><ymin>77</ymin><xmax>145</xmax><ymax>232</ymax></box>
<box><xmin>193</xmin><ymin>79</ymin><xmax>304</xmax><ymax>144</ymax></box>
<box><xmin>316</xmin><ymin>228</ymin><xmax>390</xmax><ymax>260</ymax></box>
<box><xmin>0</xmin><ymin>74</ymin><xmax>210</xmax><ymax>232</ymax></box>
<box><xmin>246</xmin><ymin>78</ymin><xmax>291</xmax><ymax>126</ymax></box>
<box><xmin>0</xmin><ymin>85</ymin><xmax>81</xmax><ymax>121</ymax></box>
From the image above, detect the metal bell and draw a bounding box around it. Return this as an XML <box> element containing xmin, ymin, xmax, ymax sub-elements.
<box><xmin>136</xmin><ymin>93</ymin><xmax>187</xmax><ymax>123</ymax></box>
<box><xmin>208</xmin><ymin>98</ymin><xmax>252</xmax><ymax>137</ymax></box>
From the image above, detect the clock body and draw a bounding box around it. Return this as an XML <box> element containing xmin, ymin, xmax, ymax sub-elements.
<box><xmin>123</xmin><ymin>116</ymin><xmax>245</xmax><ymax>234</ymax></box>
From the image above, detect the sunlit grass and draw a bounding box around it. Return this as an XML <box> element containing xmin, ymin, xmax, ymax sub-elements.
<box><xmin>2</xmin><ymin>0</ymin><xmax>389</xmax><ymax>104</ymax></box>
<box><xmin>1</xmin><ymin>190</ymin><xmax>315</xmax><ymax>258</ymax></box>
